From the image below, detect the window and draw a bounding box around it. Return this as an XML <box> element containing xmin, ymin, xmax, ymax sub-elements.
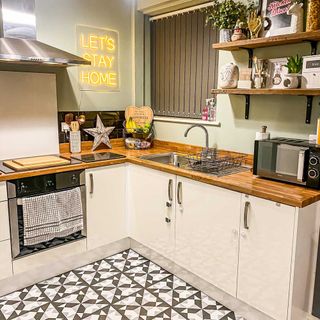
<box><xmin>150</xmin><ymin>8</ymin><xmax>218</xmax><ymax>119</ymax></box>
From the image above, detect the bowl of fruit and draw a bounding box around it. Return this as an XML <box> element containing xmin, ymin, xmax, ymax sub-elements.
<box><xmin>124</xmin><ymin>106</ymin><xmax>154</xmax><ymax>150</ymax></box>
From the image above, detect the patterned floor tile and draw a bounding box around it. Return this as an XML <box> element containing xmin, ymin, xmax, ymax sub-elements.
<box><xmin>0</xmin><ymin>249</ymin><xmax>244</xmax><ymax>320</ymax></box>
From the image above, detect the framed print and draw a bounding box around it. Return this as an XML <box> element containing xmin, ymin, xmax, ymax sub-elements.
<box><xmin>267</xmin><ymin>58</ymin><xmax>288</xmax><ymax>89</ymax></box>
<box><xmin>261</xmin><ymin>0</ymin><xmax>293</xmax><ymax>36</ymax></box>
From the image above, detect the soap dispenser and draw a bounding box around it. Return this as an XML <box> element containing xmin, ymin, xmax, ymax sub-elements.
<box><xmin>255</xmin><ymin>126</ymin><xmax>270</xmax><ymax>140</ymax></box>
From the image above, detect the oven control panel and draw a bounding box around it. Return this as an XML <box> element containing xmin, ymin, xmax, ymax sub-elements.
<box><xmin>7</xmin><ymin>170</ymin><xmax>85</xmax><ymax>198</ymax></box>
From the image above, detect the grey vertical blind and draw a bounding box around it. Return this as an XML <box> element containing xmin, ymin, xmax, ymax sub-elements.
<box><xmin>151</xmin><ymin>10</ymin><xmax>218</xmax><ymax>119</ymax></box>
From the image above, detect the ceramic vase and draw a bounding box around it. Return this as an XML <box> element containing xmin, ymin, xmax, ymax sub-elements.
<box><xmin>219</xmin><ymin>63</ymin><xmax>239</xmax><ymax>89</ymax></box>
<box><xmin>219</xmin><ymin>29</ymin><xmax>232</xmax><ymax>43</ymax></box>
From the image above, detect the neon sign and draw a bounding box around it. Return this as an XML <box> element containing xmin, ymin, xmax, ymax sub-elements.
<box><xmin>77</xmin><ymin>25</ymin><xmax>120</xmax><ymax>91</ymax></box>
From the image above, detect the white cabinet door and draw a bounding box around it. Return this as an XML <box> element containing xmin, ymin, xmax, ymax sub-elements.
<box><xmin>86</xmin><ymin>165</ymin><xmax>127</xmax><ymax>250</ymax></box>
<box><xmin>0</xmin><ymin>201</ymin><xmax>10</xmax><ymax>241</ymax></box>
<box><xmin>128</xmin><ymin>165</ymin><xmax>176</xmax><ymax>259</ymax></box>
<box><xmin>238</xmin><ymin>195</ymin><xmax>296</xmax><ymax>320</ymax></box>
<box><xmin>175</xmin><ymin>177</ymin><xmax>241</xmax><ymax>297</ymax></box>
<box><xmin>0</xmin><ymin>240</ymin><xmax>12</xmax><ymax>280</ymax></box>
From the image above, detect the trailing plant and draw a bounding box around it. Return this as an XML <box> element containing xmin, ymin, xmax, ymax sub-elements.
<box><xmin>285</xmin><ymin>55</ymin><xmax>303</xmax><ymax>74</ymax></box>
<box><xmin>205</xmin><ymin>0</ymin><xmax>255</xmax><ymax>30</ymax></box>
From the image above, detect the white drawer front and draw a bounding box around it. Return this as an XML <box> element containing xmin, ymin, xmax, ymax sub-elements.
<box><xmin>0</xmin><ymin>240</ymin><xmax>12</xmax><ymax>280</ymax></box>
<box><xmin>0</xmin><ymin>182</ymin><xmax>7</xmax><ymax>202</ymax></box>
<box><xmin>0</xmin><ymin>201</ymin><xmax>10</xmax><ymax>241</ymax></box>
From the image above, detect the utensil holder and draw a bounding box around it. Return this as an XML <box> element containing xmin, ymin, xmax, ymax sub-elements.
<box><xmin>70</xmin><ymin>131</ymin><xmax>81</xmax><ymax>153</ymax></box>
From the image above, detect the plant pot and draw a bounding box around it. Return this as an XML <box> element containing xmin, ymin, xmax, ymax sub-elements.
<box><xmin>219</xmin><ymin>29</ymin><xmax>232</xmax><ymax>43</ymax></box>
<box><xmin>283</xmin><ymin>74</ymin><xmax>301</xmax><ymax>89</ymax></box>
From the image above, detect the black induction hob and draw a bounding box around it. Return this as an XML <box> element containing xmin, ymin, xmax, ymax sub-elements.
<box><xmin>71</xmin><ymin>152</ymin><xmax>125</xmax><ymax>163</ymax></box>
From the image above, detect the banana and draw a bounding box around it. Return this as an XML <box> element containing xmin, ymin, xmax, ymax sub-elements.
<box><xmin>126</xmin><ymin>117</ymin><xmax>138</xmax><ymax>133</ymax></box>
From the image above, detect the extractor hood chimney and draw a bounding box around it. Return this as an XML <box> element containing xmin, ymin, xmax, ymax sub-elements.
<box><xmin>0</xmin><ymin>0</ymin><xmax>90</xmax><ymax>67</ymax></box>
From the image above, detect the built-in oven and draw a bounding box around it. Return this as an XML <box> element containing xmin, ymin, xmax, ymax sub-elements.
<box><xmin>7</xmin><ymin>170</ymin><xmax>86</xmax><ymax>259</ymax></box>
<box><xmin>253</xmin><ymin>138</ymin><xmax>320</xmax><ymax>188</ymax></box>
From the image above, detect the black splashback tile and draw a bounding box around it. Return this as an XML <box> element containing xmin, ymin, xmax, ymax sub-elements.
<box><xmin>58</xmin><ymin>111</ymin><xmax>125</xmax><ymax>143</ymax></box>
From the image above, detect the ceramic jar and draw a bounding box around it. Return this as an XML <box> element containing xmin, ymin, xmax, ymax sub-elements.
<box><xmin>219</xmin><ymin>29</ymin><xmax>232</xmax><ymax>43</ymax></box>
<box><xmin>306</xmin><ymin>0</ymin><xmax>320</xmax><ymax>31</ymax></box>
<box><xmin>219</xmin><ymin>63</ymin><xmax>239</xmax><ymax>89</ymax></box>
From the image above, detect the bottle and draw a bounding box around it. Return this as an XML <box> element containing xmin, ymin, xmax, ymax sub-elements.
<box><xmin>202</xmin><ymin>105</ymin><xmax>208</xmax><ymax>121</ymax></box>
<box><xmin>208</xmin><ymin>98</ymin><xmax>216</xmax><ymax>122</ymax></box>
<box><xmin>255</xmin><ymin>125</ymin><xmax>270</xmax><ymax>140</ymax></box>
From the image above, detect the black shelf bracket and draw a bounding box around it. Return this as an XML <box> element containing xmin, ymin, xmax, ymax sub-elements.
<box><xmin>306</xmin><ymin>96</ymin><xmax>313</xmax><ymax>124</ymax></box>
<box><xmin>246</xmin><ymin>48</ymin><xmax>254</xmax><ymax>68</ymax></box>
<box><xmin>245</xmin><ymin>95</ymin><xmax>250</xmax><ymax>119</ymax></box>
<box><xmin>310</xmin><ymin>41</ymin><xmax>318</xmax><ymax>55</ymax></box>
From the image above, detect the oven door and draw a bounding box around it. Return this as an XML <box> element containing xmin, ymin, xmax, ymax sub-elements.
<box><xmin>9</xmin><ymin>185</ymin><xmax>87</xmax><ymax>260</ymax></box>
<box><xmin>255</xmin><ymin>141</ymin><xmax>308</xmax><ymax>184</ymax></box>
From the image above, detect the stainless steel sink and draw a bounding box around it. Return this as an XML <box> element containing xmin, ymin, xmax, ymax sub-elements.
<box><xmin>140</xmin><ymin>153</ymin><xmax>189</xmax><ymax>168</ymax></box>
<box><xmin>140</xmin><ymin>151</ymin><xmax>250</xmax><ymax>177</ymax></box>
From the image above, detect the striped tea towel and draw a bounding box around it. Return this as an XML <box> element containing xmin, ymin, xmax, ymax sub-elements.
<box><xmin>22</xmin><ymin>187</ymin><xmax>84</xmax><ymax>246</ymax></box>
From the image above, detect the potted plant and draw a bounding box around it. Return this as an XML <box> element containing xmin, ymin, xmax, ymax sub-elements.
<box><xmin>205</xmin><ymin>0</ymin><xmax>253</xmax><ymax>43</ymax></box>
<box><xmin>283</xmin><ymin>55</ymin><xmax>303</xmax><ymax>89</ymax></box>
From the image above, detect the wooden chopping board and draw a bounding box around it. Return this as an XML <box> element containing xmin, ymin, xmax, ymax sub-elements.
<box><xmin>125</xmin><ymin>106</ymin><xmax>153</xmax><ymax>126</ymax></box>
<box><xmin>4</xmin><ymin>155</ymin><xmax>70</xmax><ymax>171</ymax></box>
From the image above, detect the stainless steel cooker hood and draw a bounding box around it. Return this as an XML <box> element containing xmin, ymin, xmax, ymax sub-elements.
<box><xmin>0</xmin><ymin>0</ymin><xmax>90</xmax><ymax>67</ymax></box>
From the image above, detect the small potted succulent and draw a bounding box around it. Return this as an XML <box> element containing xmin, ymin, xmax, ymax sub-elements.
<box><xmin>205</xmin><ymin>0</ymin><xmax>253</xmax><ymax>43</ymax></box>
<box><xmin>284</xmin><ymin>55</ymin><xmax>303</xmax><ymax>89</ymax></box>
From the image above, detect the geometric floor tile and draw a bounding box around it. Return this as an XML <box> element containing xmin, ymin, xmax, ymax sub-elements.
<box><xmin>0</xmin><ymin>249</ymin><xmax>245</xmax><ymax>320</ymax></box>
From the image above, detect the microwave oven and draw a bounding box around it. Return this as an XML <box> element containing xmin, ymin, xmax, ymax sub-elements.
<box><xmin>253</xmin><ymin>138</ymin><xmax>320</xmax><ymax>188</ymax></box>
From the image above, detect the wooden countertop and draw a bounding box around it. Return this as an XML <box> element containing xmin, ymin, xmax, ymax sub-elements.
<box><xmin>0</xmin><ymin>139</ymin><xmax>319</xmax><ymax>208</ymax></box>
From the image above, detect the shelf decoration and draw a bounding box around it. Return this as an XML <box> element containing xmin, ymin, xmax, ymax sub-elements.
<box><xmin>287</xmin><ymin>2</ymin><xmax>304</xmax><ymax>33</ymax></box>
<box><xmin>231</xmin><ymin>20</ymin><xmax>247</xmax><ymax>41</ymax></box>
<box><xmin>306</xmin><ymin>0</ymin><xmax>320</xmax><ymax>31</ymax></box>
<box><xmin>247</xmin><ymin>11</ymin><xmax>263</xmax><ymax>39</ymax></box>
<box><xmin>283</xmin><ymin>54</ymin><xmax>303</xmax><ymax>88</ymax></box>
<box><xmin>261</xmin><ymin>0</ymin><xmax>294</xmax><ymax>36</ymax></box>
<box><xmin>84</xmin><ymin>115</ymin><xmax>115</xmax><ymax>151</ymax></box>
<box><xmin>268</xmin><ymin>58</ymin><xmax>288</xmax><ymax>88</ymax></box>
<box><xmin>302</xmin><ymin>55</ymin><xmax>320</xmax><ymax>88</ymax></box>
<box><xmin>205</xmin><ymin>0</ymin><xmax>254</xmax><ymax>43</ymax></box>
<box><xmin>219</xmin><ymin>63</ymin><xmax>239</xmax><ymax>88</ymax></box>
<box><xmin>252</xmin><ymin>57</ymin><xmax>268</xmax><ymax>88</ymax></box>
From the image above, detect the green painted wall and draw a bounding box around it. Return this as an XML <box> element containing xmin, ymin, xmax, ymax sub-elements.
<box><xmin>0</xmin><ymin>0</ymin><xmax>140</xmax><ymax>112</ymax></box>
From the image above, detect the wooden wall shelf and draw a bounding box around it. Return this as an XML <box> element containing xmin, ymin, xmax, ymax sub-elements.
<box><xmin>212</xmin><ymin>31</ymin><xmax>320</xmax><ymax>123</ymax></box>
<box><xmin>212</xmin><ymin>31</ymin><xmax>320</xmax><ymax>51</ymax></box>
<box><xmin>211</xmin><ymin>89</ymin><xmax>320</xmax><ymax>96</ymax></box>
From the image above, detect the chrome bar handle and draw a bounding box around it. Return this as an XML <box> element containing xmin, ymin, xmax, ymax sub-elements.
<box><xmin>244</xmin><ymin>201</ymin><xmax>250</xmax><ymax>230</ymax></box>
<box><xmin>177</xmin><ymin>182</ymin><xmax>182</xmax><ymax>205</ymax></box>
<box><xmin>89</xmin><ymin>173</ymin><xmax>94</xmax><ymax>195</ymax></box>
<box><xmin>166</xmin><ymin>179</ymin><xmax>173</xmax><ymax>207</ymax></box>
<box><xmin>168</xmin><ymin>179</ymin><xmax>173</xmax><ymax>201</ymax></box>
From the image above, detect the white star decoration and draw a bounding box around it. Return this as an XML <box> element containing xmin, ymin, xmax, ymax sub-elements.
<box><xmin>84</xmin><ymin>115</ymin><xmax>115</xmax><ymax>151</ymax></box>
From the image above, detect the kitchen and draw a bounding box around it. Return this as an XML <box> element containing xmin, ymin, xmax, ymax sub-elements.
<box><xmin>0</xmin><ymin>0</ymin><xmax>320</xmax><ymax>320</ymax></box>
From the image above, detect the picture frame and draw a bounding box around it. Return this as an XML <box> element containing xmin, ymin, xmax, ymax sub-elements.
<box><xmin>267</xmin><ymin>58</ymin><xmax>288</xmax><ymax>89</ymax></box>
<box><xmin>261</xmin><ymin>0</ymin><xmax>293</xmax><ymax>37</ymax></box>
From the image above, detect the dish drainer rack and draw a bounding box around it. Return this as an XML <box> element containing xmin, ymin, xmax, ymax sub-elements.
<box><xmin>187</xmin><ymin>148</ymin><xmax>246</xmax><ymax>174</ymax></box>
